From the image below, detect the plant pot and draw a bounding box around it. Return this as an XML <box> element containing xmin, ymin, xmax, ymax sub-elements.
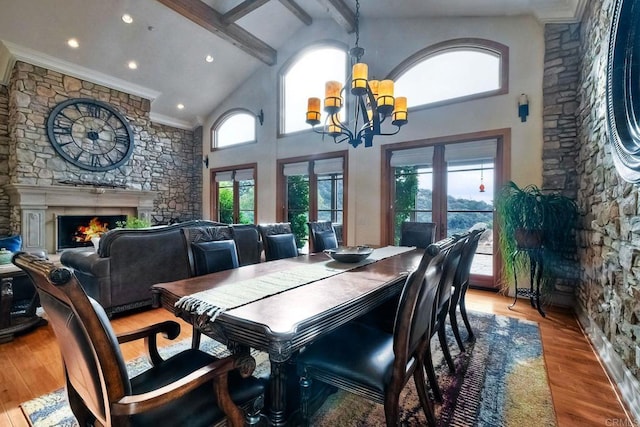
<box><xmin>515</xmin><ymin>228</ymin><xmax>543</xmax><ymax>249</ymax></box>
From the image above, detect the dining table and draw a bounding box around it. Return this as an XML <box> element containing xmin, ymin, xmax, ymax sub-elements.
<box><xmin>151</xmin><ymin>246</ymin><xmax>424</xmax><ymax>426</ymax></box>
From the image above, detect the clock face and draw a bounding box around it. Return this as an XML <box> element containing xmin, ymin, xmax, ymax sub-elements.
<box><xmin>46</xmin><ymin>98</ymin><xmax>135</xmax><ymax>171</ymax></box>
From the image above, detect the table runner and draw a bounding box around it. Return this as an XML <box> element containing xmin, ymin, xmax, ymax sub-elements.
<box><xmin>175</xmin><ymin>246</ymin><xmax>415</xmax><ymax>322</ymax></box>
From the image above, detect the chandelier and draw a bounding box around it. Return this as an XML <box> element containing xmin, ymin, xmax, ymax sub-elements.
<box><xmin>305</xmin><ymin>0</ymin><xmax>407</xmax><ymax>148</ymax></box>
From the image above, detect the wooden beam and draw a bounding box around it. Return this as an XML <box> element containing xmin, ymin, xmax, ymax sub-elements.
<box><xmin>156</xmin><ymin>0</ymin><xmax>277</xmax><ymax>65</ymax></box>
<box><xmin>315</xmin><ymin>0</ymin><xmax>355</xmax><ymax>33</ymax></box>
<box><xmin>278</xmin><ymin>0</ymin><xmax>312</xmax><ymax>25</ymax></box>
<box><xmin>222</xmin><ymin>0</ymin><xmax>270</xmax><ymax>24</ymax></box>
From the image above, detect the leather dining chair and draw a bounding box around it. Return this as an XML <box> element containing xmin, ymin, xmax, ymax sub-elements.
<box><xmin>182</xmin><ymin>226</ymin><xmax>240</xmax><ymax>348</ymax></box>
<box><xmin>399</xmin><ymin>221</ymin><xmax>437</xmax><ymax>248</ymax></box>
<box><xmin>297</xmin><ymin>243</ymin><xmax>448</xmax><ymax>426</ymax></box>
<box><xmin>424</xmin><ymin>234</ymin><xmax>467</xmax><ymax>403</ymax></box>
<box><xmin>306</xmin><ymin>221</ymin><xmax>339</xmax><ymax>253</ymax></box>
<box><xmin>183</xmin><ymin>226</ymin><xmax>239</xmax><ymax>277</ymax></box>
<box><xmin>257</xmin><ymin>222</ymin><xmax>299</xmax><ymax>261</ymax></box>
<box><xmin>12</xmin><ymin>252</ymin><xmax>265</xmax><ymax>427</ymax></box>
<box><xmin>230</xmin><ymin>224</ymin><xmax>263</xmax><ymax>266</ymax></box>
<box><xmin>449</xmin><ymin>228</ymin><xmax>484</xmax><ymax>352</ymax></box>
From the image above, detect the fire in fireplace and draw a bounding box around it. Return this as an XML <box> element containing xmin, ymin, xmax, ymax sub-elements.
<box><xmin>57</xmin><ymin>215</ymin><xmax>127</xmax><ymax>250</ymax></box>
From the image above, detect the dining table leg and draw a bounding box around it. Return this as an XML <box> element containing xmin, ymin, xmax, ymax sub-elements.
<box><xmin>266</xmin><ymin>338</ymin><xmax>294</xmax><ymax>426</ymax></box>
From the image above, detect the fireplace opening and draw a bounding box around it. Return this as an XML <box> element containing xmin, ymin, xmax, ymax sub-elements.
<box><xmin>57</xmin><ymin>215</ymin><xmax>127</xmax><ymax>250</ymax></box>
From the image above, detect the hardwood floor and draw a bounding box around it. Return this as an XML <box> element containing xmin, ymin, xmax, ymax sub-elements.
<box><xmin>0</xmin><ymin>289</ymin><xmax>634</xmax><ymax>427</ymax></box>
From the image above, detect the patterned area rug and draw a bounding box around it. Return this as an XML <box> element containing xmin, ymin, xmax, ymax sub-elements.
<box><xmin>21</xmin><ymin>311</ymin><xmax>555</xmax><ymax>426</ymax></box>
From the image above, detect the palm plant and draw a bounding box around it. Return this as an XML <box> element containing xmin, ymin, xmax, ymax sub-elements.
<box><xmin>495</xmin><ymin>181</ymin><xmax>579</xmax><ymax>292</ymax></box>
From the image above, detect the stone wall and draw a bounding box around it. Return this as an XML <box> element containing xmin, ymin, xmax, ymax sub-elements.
<box><xmin>542</xmin><ymin>23</ymin><xmax>581</xmax><ymax>198</ymax></box>
<box><xmin>576</xmin><ymin>0</ymin><xmax>639</xmax><ymax>384</ymax></box>
<box><xmin>0</xmin><ymin>85</ymin><xmax>9</xmax><ymax>235</ymax></box>
<box><xmin>2</xmin><ymin>61</ymin><xmax>200</xmax><ymax>227</ymax></box>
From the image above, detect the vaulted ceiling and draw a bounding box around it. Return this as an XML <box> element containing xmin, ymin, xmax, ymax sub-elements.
<box><xmin>0</xmin><ymin>0</ymin><xmax>586</xmax><ymax>129</ymax></box>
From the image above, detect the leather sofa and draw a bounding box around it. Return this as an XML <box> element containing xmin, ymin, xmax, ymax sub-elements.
<box><xmin>59</xmin><ymin>220</ymin><xmax>230</xmax><ymax>316</ymax></box>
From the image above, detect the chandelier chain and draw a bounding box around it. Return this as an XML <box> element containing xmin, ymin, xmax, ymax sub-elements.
<box><xmin>354</xmin><ymin>0</ymin><xmax>360</xmax><ymax>49</ymax></box>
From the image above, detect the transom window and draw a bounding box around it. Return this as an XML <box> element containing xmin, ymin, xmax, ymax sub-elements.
<box><xmin>280</xmin><ymin>45</ymin><xmax>347</xmax><ymax>135</ymax></box>
<box><xmin>212</xmin><ymin>109</ymin><xmax>257</xmax><ymax>149</ymax></box>
<box><xmin>391</xmin><ymin>39</ymin><xmax>508</xmax><ymax>109</ymax></box>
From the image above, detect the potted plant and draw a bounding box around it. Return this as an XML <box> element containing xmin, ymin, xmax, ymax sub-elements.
<box><xmin>115</xmin><ymin>216</ymin><xmax>152</xmax><ymax>229</ymax></box>
<box><xmin>495</xmin><ymin>181</ymin><xmax>579</xmax><ymax>292</ymax></box>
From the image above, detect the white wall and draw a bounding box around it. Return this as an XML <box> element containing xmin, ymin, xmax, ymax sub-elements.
<box><xmin>202</xmin><ymin>15</ymin><xmax>545</xmax><ymax>246</ymax></box>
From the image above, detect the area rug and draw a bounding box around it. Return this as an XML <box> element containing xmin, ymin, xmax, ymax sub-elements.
<box><xmin>21</xmin><ymin>311</ymin><xmax>555</xmax><ymax>426</ymax></box>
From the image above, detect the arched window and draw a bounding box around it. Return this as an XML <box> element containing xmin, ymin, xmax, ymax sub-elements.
<box><xmin>279</xmin><ymin>44</ymin><xmax>347</xmax><ymax>135</ymax></box>
<box><xmin>390</xmin><ymin>39</ymin><xmax>508</xmax><ymax>109</ymax></box>
<box><xmin>212</xmin><ymin>109</ymin><xmax>257</xmax><ymax>149</ymax></box>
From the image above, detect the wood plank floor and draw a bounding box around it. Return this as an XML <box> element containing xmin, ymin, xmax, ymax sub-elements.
<box><xmin>0</xmin><ymin>289</ymin><xmax>634</xmax><ymax>427</ymax></box>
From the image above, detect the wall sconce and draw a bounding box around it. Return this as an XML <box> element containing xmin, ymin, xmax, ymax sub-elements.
<box><xmin>257</xmin><ymin>109</ymin><xmax>264</xmax><ymax>126</ymax></box>
<box><xmin>518</xmin><ymin>93</ymin><xmax>529</xmax><ymax>122</ymax></box>
<box><xmin>203</xmin><ymin>155</ymin><xmax>209</xmax><ymax>168</ymax></box>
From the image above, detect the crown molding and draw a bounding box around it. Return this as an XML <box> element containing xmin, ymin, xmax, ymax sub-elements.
<box><xmin>149</xmin><ymin>112</ymin><xmax>197</xmax><ymax>130</ymax></box>
<box><xmin>534</xmin><ymin>0</ymin><xmax>587</xmax><ymax>23</ymax></box>
<box><xmin>0</xmin><ymin>40</ymin><xmax>161</xmax><ymax>100</ymax></box>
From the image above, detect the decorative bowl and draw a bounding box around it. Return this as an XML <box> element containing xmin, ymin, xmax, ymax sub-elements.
<box><xmin>324</xmin><ymin>246</ymin><xmax>373</xmax><ymax>263</ymax></box>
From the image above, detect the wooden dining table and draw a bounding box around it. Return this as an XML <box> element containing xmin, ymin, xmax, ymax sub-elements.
<box><xmin>151</xmin><ymin>247</ymin><xmax>424</xmax><ymax>426</ymax></box>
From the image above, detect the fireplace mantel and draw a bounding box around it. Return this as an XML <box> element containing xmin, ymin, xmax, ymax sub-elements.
<box><xmin>5</xmin><ymin>184</ymin><xmax>156</xmax><ymax>252</ymax></box>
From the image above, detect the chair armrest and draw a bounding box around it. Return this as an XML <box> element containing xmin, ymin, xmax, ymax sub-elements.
<box><xmin>117</xmin><ymin>320</ymin><xmax>181</xmax><ymax>366</ymax></box>
<box><xmin>111</xmin><ymin>353</ymin><xmax>256</xmax><ymax>427</ymax></box>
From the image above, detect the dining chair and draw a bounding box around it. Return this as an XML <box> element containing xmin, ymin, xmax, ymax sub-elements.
<box><xmin>182</xmin><ymin>226</ymin><xmax>240</xmax><ymax>348</ymax></box>
<box><xmin>449</xmin><ymin>228</ymin><xmax>484</xmax><ymax>352</ymax></box>
<box><xmin>12</xmin><ymin>252</ymin><xmax>265</xmax><ymax>427</ymax></box>
<box><xmin>399</xmin><ymin>221</ymin><xmax>437</xmax><ymax>248</ymax></box>
<box><xmin>230</xmin><ymin>224</ymin><xmax>263</xmax><ymax>266</ymax></box>
<box><xmin>182</xmin><ymin>226</ymin><xmax>239</xmax><ymax>277</ymax></box>
<box><xmin>297</xmin><ymin>243</ymin><xmax>448</xmax><ymax>426</ymax></box>
<box><xmin>332</xmin><ymin>223</ymin><xmax>344</xmax><ymax>246</ymax></box>
<box><xmin>307</xmin><ymin>220</ymin><xmax>339</xmax><ymax>253</ymax></box>
<box><xmin>257</xmin><ymin>222</ymin><xmax>299</xmax><ymax>261</ymax></box>
<box><xmin>424</xmin><ymin>234</ymin><xmax>467</xmax><ymax>403</ymax></box>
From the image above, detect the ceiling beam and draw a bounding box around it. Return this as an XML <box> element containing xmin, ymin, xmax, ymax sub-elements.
<box><xmin>222</xmin><ymin>0</ymin><xmax>271</xmax><ymax>24</ymax></box>
<box><xmin>315</xmin><ymin>0</ymin><xmax>355</xmax><ymax>33</ymax></box>
<box><xmin>156</xmin><ymin>0</ymin><xmax>277</xmax><ymax>65</ymax></box>
<box><xmin>278</xmin><ymin>0</ymin><xmax>313</xmax><ymax>25</ymax></box>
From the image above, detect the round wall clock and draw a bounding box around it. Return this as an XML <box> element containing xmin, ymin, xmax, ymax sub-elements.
<box><xmin>46</xmin><ymin>98</ymin><xmax>135</xmax><ymax>172</ymax></box>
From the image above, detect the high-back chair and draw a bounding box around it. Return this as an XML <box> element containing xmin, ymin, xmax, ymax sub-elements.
<box><xmin>424</xmin><ymin>234</ymin><xmax>467</xmax><ymax>403</ymax></box>
<box><xmin>182</xmin><ymin>226</ymin><xmax>240</xmax><ymax>348</ymax></box>
<box><xmin>230</xmin><ymin>224</ymin><xmax>263</xmax><ymax>266</ymax></box>
<box><xmin>12</xmin><ymin>252</ymin><xmax>265</xmax><ymax>427</ymax></box>
<box><xmin>399</xmin><ymin>221</ymin><xmax>437</xmax><ymax>248</ymax></box>
<box><xmin>183</xmin><ymin>226</ymin><xmax>239</xmax><ymax>277</ymax></box>
<box><xmin>257</xmin><ymin>223</ymin><xmax>298</xmax><ymax>261</ymax></box>
<box><xmin>449</xmin><ymin>228</ymin><xmax>484</xmax><ymax>351</ymax></box>
<box><xmin>306</xmin><ymin>221</ymin><xmax>338</xmax><ymax>253</ymax></box>
<box><xmin>297</xmin><ymin>243</ymin><xmax>449</xmax><ymax>426</ymax></box>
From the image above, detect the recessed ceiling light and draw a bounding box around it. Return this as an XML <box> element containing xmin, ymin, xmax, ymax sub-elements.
<box><xmin>205</xmin><ymin>55</ymin><xmax>214</xmax><ymax>63</ymax></box>
<box><xmin>128</xmin><ymin>61</ymin><xmax>138</xmax><ymax>70</ymax></box>
<box><xmin>122</xmin><ymin>14</ymin><xmax>133</xmax><ymax>24</ymax></box>
<box><xmin>67</xmin><ymin>38</ymin><xmax>79</xmax><ymax>48</ymax></box>
<box><xmin>177</xmin><ymin>104</ymin><xmax>185</xmax><ymax>110</ymax></box>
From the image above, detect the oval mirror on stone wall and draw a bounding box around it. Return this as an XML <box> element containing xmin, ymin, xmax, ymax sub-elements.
<box><xmin>606</xmin><ymin>0</ymin><xmax>640</xmax><ymax>183</ymax></box>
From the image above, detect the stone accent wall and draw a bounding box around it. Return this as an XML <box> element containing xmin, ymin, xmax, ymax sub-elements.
<box><xmin>576</xmin><ymin>0</ymin><xmax>639</xmax><ymax>383</ymax></box>
<box><xmin>0</xmin><ymin>85</ymin><xmax>9</xmax><ymax>235</ymax></box>
<box><xmin>542</xmin><ymin>23</ymin><xmax>581</xmax><ymax>198</ymax></box>
<box><xmin>3</xmin><ymin>61</ymin><xmax>200</xmax><ymax>226</ymax></box>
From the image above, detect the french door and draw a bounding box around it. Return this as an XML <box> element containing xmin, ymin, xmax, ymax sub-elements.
<box><xmin>383</xmin><ymin>130</ymin><xmax>510</xmax><ymax>289</ymax></box>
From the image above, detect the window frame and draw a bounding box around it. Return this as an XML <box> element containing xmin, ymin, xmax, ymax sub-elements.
<box><xmin>277</xmin><ymin>40</ymin><xmax>349</xmax><ymax>138</ymax></box>
<box><xmin>276</xmin><ymin>151</ymin><xmax>349</xmax><ymax>242</ymax></box>
<box><xmin>387</xmin><ymin>38</ymin><xmax>509</xmax><ymax>112</ymax></box>
<box><xmin>211</xmin><ymin>108</ymin><xmax>258</xmax><ymax>151</ymax></box>
<box><xmin>210</xmin><ymin>162</ymin><xmax>258</xmax><ymax>224</ymax></box>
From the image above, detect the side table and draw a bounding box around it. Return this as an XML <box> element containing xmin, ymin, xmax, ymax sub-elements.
<box><xmin>507</xmin><ymin>248</ymin><xmax>546</xmax><ymax>317</ymax></box>
<box><xmin>0</xmin><ymin>254</ymin><xmax>60</xmax><ymax>343</ymax></box>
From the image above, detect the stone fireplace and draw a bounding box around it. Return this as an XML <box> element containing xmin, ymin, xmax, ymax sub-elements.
<box><xmin>5</xmin><ymin>184</ymin><xmax>155</xmax><ymax>253</ymax></box>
